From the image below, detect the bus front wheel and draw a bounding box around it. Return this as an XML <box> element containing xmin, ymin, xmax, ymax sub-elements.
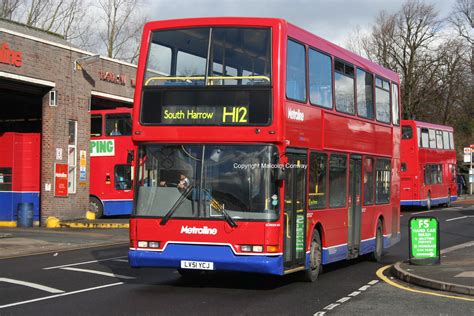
<box><xmin>304</xmin><ymin>229</ymin><xmax>322</xmax><ymax>282</ymax></box>
<box><xmin>89</xmin><ymin>197</ymin><xmax>104</xmax><ymax>219</ymax></box>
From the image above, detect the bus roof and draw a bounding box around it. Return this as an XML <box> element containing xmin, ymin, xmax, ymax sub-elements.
<box><xmin>143</xmin><ymin>17</ymin><xmax>399</xmax><ymax>83</ymax></box>
<box><xmin>402</xmin><ymin>120</ymin><xmax>454</xmax><ymax>132</ymax></box>
<box><xmin>286</xmin><ymin>22</ymin><xmax>399</xmax><ymax>82</ymax></box>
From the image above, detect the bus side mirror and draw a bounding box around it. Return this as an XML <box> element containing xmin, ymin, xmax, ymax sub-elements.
<box><xmin>275</xmin><ymin>166</ymin><xmax>285</xmax><ymax>183</ymax></box>
<box><xmin>127</xmin><ymin>150</ymin><xmax>134</xmax><ymax>164</ymax></box>
<box><xmin>272</xmin><ymin>152</ymin><xmax>285</xmax><ymax>184</ymax></box>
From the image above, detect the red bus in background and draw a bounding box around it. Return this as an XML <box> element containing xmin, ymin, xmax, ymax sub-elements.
<box><xmin>129</xmin><ymin>17</ymin><xmax>401</xmax><ymax>280</ymax></box>
<box><xmin>89</xmin><ymin>108</ymin><xmax>134</xmax><ymax>217</ymax></box>
<box><xmin>0</xmin><ymin>133</ymin><xmax>40</xmax><ymax>225</ymax></box>
<box><xmin>400</xmin><ymin>120</ymin><xmax>457</xmax><ymax>209</ymax></box>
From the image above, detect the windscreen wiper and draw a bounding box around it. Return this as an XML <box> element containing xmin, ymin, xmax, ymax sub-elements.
<box><xmin>204</xmin><ymin>189</ymin><xmax>238</xmax><ymax>228</ymax></box>
<box><xmin>160</xmin><ymin>184</ymin><xmax>194</xmax><ymax>226</ymax></box>
<box><xmin>219</xmin><ymin>206</ymin><xmax>238</xmax><ymax>228</ymax></box>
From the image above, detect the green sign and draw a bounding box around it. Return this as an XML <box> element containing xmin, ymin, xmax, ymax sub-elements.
<box><xmin>410</xmin><ymin>217</ymin><xmax>439</xmax><ymax>262</ymax></box>
<box><xmin>296</xmin><ymin>212</ymin><xmax>305</xmax><ymax>258</ymax></box>
<box><xmin>90</xmin><ymin>139</ymin><xmax>115</xmax><ymax>157</ymax></box>
<box><xmin>161</xmin><ymin>105</ymin><xmax>249</xmax><ymax>125</ymax></box>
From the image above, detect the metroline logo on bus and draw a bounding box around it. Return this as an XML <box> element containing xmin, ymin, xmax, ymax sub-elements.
<box><xmin>90</xmin><ymin>139</ymin><xmax>115</xmax><ymax>157</ymax></box>
<box><xmin>180</xmin><ymin>225</ymin><xmax>218</xmax><ymax>235</ymax></box>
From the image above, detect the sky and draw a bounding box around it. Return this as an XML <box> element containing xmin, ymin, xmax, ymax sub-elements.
<box><xmin>148</xmin><ymin>0</ymin><xmax>457</xmax><ymax>46</ymax></box>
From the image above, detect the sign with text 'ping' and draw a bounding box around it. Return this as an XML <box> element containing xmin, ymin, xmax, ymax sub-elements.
<box><xmin>90</xmin><ymin>140</ymin><xmax>115</xmax><ymax>157</ymax></box>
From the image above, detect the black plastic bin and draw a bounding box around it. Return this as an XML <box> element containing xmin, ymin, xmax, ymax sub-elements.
<box><xmin>17</xmin><ymin>203</ymin><xmax>34</xmax><ymax>227</ymax></box>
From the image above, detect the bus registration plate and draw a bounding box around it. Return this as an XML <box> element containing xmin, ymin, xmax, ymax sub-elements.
<box><xmin>180</xmin><ymin>260</ymin><xmax>214</xmax><ymax>270</ymax></box>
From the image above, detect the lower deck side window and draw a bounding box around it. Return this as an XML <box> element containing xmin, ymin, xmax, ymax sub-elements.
<box><xmin>329</xmin><ymin>154</ymin><xmax>347</xmax><ymax>208</ymax></box>
<box><xmin>115</xmin><ymin>165</ymin><xmax>133</xmax><ymax>190</ymax></box>
<box><xmin>375</xmin><ymin>159</ymin><xmax>391</xmax><ymax>204</ymax></box>
<box><xmin>309</xmin><ymin>152</ymin><xmax>327</xmax><ymax>209</ymax></box>
<box><xmin>424</xmin><ymin>164</ymin><xmax>442</xmax><ymax>185</ymax></box>
<box><xmin>364</xmin><ymin>158</ymin><xmax>374</xmax><ymax>205</ymax></box>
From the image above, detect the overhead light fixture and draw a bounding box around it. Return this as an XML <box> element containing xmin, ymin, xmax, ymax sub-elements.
<box><xmin>73</xmin><ymin>54</ymin><xmax>100</xmax><ymax>71</ymax></box>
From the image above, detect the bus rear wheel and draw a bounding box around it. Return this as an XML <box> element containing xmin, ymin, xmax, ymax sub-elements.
<box><xmin>426</xmin><ymin>193</ymin><xmax>432</xmax><ymax>210</ymax></box>
<box><xmin>89</xmin><ymin>197</ymin><xmax>104</xmax><ymax>219</ymax></box>
<box><xmin>371</xmin><ymin>220</ymin><xmax>383</xmax><ymax>262</ymax></box>
<box><xmin>445</xmin><ymin>190</ymin><xmax>451</xmax><ymax>207</ymax></box>
<box><xmin>304</xmin><ymin>229</ymin><xmax>322</xmax><ymax>282</ymax></box>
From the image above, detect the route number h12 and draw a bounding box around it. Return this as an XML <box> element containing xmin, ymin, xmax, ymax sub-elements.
<box><xmin>409</xmin><ymin>217</ymin><xmax>440</xmax><ymax>265</ymax></box>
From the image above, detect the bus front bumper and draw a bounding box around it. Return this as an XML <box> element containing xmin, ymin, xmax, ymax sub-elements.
<box><xmin>128</xmin><ymin>244</ymin><xmax>284</xmax><ymax>275</ymax></box>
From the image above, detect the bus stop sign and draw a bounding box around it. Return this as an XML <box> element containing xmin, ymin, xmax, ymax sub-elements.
<box><xmin>409</xmin><ymin>217</ymin><xmax>440</xmax><ymax>265</ymax></box>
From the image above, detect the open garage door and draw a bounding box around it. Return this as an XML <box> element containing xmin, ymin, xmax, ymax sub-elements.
<box><xmin>0</xmin><ymin>78</ymin><xmax>50</xmax><ymax>133</ymax></box>
<box><xmin>0</xmin><ymin>76</ymin><xmax>52</xmax><ymax>226</ymax></box>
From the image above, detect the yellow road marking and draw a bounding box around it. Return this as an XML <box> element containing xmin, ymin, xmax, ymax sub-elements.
<box><xmin>376</xmin><ymin>265</ymin><xmax>474</xmax><ymax>302</ymax></box>
<box><xmin>0</xmin><ymin>221</ymin><xmax>17</xmax><ymax>227</ymax></box>
<box><xmin>59</xmin><ymin>223</ymin><xmax>129</xmax><ymax>229</ymax></box>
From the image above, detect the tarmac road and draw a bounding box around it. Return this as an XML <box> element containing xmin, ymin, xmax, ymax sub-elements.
<box><xmin>0</xmin><ymin>203</ymin><xmax>473</xmax><ymax>315</ymax></box>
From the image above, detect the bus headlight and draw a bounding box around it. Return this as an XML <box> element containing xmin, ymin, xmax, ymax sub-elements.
<box><xmin>138</xmin><ymin>241</ymin><xmax>148</xmax><ymax>248</ymax></box>
<box><xmin>148</xmin><ymin>241</ymin><xmax>160</xmax><ymax>248</ymax></box>
<box><xmin>240</xmin><ymin>245</ymin><xmax>264</xmax><ymax>253</ymax></box>
<box><xmin>241</xmin><ymin>245</ymin><xmax>252</xmax><ymax>252</ymax></box>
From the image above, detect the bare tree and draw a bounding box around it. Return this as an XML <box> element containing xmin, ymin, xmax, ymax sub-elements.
<box><xmin>347</xmin><ymin>0</ymin><xmax>472</xmax><ymax>163</ymax></box>
<box><xmin>344</xmin><ymin>25</ymin><xmax>370</xmax><ymax>58</ymax></box>
<box><xmin>23</xmin><ymin>0</ymin><xmax>52</xmax><ymax>27</ymax></box>
<box><xmin>359</xmin><ymin>0</ymin><xmax>443</xmax><ymax>119</ymax></box>
<box><xmin>448</xmin><ymin>0</ymin><xmax>473</xmax><ymax>159</ymax></box>
<box><xmin>421</xmin><ymin>40</ymin><xmax>469</xmax><ymax>124</ymax></box>
<box><xmin>0</xmin><ymin>0</ymin><xmax>22</xmax><ymax>19</ymax></box>
<box><xmin>95</xmin><ymin>0</ymin><xmax>147</xmax><ymax>63</ymax></box>
<box><xmin>449</xmin><ymin>0</ymin><xmax>473</xmax><ymax>45</ymax></box>
<box><xmin>11</xmin><ymin>0</ymin><xmax>93</xmax><ymax>44</ymax></box>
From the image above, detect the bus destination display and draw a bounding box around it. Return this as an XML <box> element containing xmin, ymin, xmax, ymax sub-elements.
<box><xmin>161</xmin><ymin>105</ymin><xmax>249</xmax><ymax>125</ymax></box>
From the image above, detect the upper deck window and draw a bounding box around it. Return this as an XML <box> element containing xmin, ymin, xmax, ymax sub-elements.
<box><xmin>105</xmin><ymin>114</ymin><xmax>132</xmax><ymax>136</ymax></box>
<box><xmin>442</xmin><ymin>131</ymin><xmax>450</xmax><ymax>150</ymax></box>
<box><xmin>145</xmin><ymin>27</ymin><xmax>271</xmax><ymax>87</ymax></box>
<box><xmin>309</xmin><ymin>49</ymin><xmax>332</xmax><ymax>108</ymax></box>
<box><xmin>286</xmin><ymin>40</ymin><xmax>306</xmax><ymax>102</ymax></box>
<box><xmin>436</xmin><ymin>130</ymin><xmax>443</xmax><ymax>149</ymax></box>
<box><xmin>420</xmin><ymin>128</ymin><xmax>429</xmax><ymax>148</ymax></box>
<box><xmin>428</xmin><ymin>129</ymin><xmax>436</xmax><ymax>148</ymax></box>
<box><xmin>356</xmin><ymin>68</ymin><xmax>374</xmax><ymax>119</ymax></box>
<box><xmin>375</xmin><ymin>77</ymin><xmax>390</xmax><ymax>123</ymax></box>
<box><xmin>391</xmin><ymin>83</ymin><xmax>399</xmax><ymax>125</ymax></box>
<box><xmin>417</xmin><ymin>127</ymin><xmax>421</xmax><ymax>147</ymax></box>
<box><xmin>334</xmin><ymin>60</ymin><xmax>355</xmax><ymax>114</ymax></box>
<box><xmin>449</xmin><ymin>132</ymin><xmax>454</xmax><ymax>149</ymax></box>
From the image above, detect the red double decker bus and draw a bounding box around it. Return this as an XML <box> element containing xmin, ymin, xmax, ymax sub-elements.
<box><xmin>89</xmin><ymin>108</ymin><xmax>134</xmax><ymax>217</ymax></box>
<box><xmin>129</xmin><ymin>17</ymin><xmax>401</xmax><ymax>280</ymax></box>
<box><xmin>400</xmin><ymin>120</ymin><xmax>457</xmax><ymax>209</ymax></box>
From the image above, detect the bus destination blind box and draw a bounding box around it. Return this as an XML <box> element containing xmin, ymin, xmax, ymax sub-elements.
<box><xmin>409</xmin><ymin>217</ymin><xmax>440</xmax><ymax>265</ymax></box>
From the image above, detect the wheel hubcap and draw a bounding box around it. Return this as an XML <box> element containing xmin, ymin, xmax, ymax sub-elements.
<box><xmin>90</xmin><ymin>202</ymin><xmax>98</xmax><ymax>213</ymax></box>
<box><xmin>377</xmin><ymin>231</ymin><xmax>382</xmax><ymax>255</ymax></box>
<box><xmin>311</xmin><ymin>241</ymin><xmax>321</xmax><ymax>270</ymax></box>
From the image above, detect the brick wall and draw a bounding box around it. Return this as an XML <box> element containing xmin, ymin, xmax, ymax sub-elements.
<box><xmin>0</xmin><ymin>30</ymin><xmax>136</xmax><ymax>223</ymax></box>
